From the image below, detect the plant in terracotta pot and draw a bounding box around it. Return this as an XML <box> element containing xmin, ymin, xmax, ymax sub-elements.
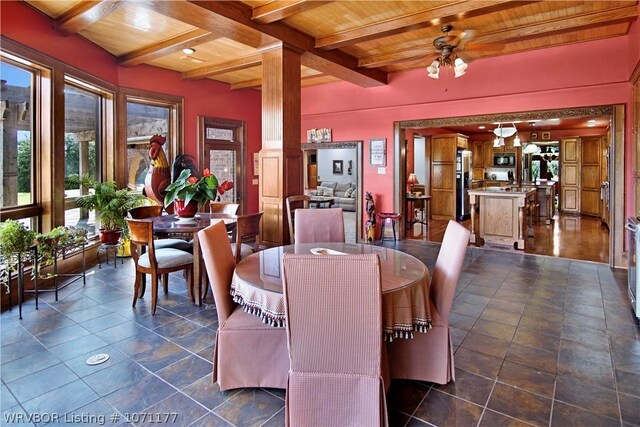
<box><xmin>66</xmin><ymin>174</ymin><xmax>148</xmax><ymax>244</ymax></box>
<box><xmin>164</xmin><ymin>168</ymin><xmax>218</xmax><ymax>218</ymax></box>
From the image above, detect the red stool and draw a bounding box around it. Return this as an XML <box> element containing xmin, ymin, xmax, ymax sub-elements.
<box><xmin>376</xmin><ymin>212</ymin><xmax>401</xmax><ymax>241</ymax></box>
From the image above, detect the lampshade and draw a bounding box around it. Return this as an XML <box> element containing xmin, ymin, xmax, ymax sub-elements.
<box><xmin>407</xmin><ymin>173</ymin><xmax>419</xmax><ymax>185</ymax></box>
<box><xmin>427</xmin><ymin>61</ymin><xmax>440</xmax><ymax>79</ymax></box>
<box><xmin>453</xmin><ymin>58</ymin><xmax>467</xmax><ymax>78</ymax></box>
<box><xmin>513</xmin><ymin>134</ymin><xmax>521</xmax><ymax>147</ymax></box>
<box><xmin>523</xmin><ymin>143</ymin><xmax>540</xmax><ymax>154</ymax></box>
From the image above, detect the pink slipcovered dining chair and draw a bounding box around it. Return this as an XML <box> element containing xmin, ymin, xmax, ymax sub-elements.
<box><xmin>293</xmin><ymin>207</ymin><xmax>345</xmax><ymax>244</ymax></box>
<box><xmin>197</xmin><ymin>220</ymin><xmax>288</xmax><ymax>391</ymax></box>
<box><xmin>386</xmin><ymin>220</ymin><xmax>470</xmax><ymax>384</ymax></box>
<box><xmin>282</xmin><ymin>253</ymin><xmax>388</xmax><ymax>427</ymax></box>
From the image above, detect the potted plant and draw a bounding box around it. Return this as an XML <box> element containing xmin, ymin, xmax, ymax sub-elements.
<box><xmin>34</xmin><ymin>226</ymin><xmax>87</xmax><ymax>279</ymax></box>
<box><xmin>0</xmin><ymin>219</ymin><xmax>36</xmax><ymax>294</ymax></box>
<box><xmin>66</xmin><ymin>174</ymin><xmax>148</xmax><ymax>244</ymax></box>
<box><xmin>164</xmin><ymin>168</ymin><xmax>219</xmax><ymax>218</ymax></box>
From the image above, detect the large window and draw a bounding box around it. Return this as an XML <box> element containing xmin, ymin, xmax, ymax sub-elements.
<box><xmin>0</xmin><ymin>61</ymin><xmax>33</xmax><ymax>209</ymax></box>
<box><xmin>0</xmin><ymin>56</ymin><xmax>42</xmax><ymax>230</ymax></box>
<box><xmin>64</xmin><ymin>81</ymin><xmax>103</xmax><ymax>233</ymax></box>
<box><xmin>120</xmin><ymin>91</ymin><xmax>182</xmax><ymax>193</ymax></box>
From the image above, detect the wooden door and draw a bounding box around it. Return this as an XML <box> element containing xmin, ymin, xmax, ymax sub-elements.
<box><xmin>307</xmin><ymin>163</ymin><xmax>317</xmax><ymax>188</ymax></box>
<box><xmin>580</xmin><ymin>136</ymin><xmax>601</xmax><ymax>216</ymax></box>
<box><xmin>430</xmin><ymin>134</ymin><xmax>456</xmax><ymax>220</ymax></box>
<box><xmin>560</xmin><ymin>138</ymin><xmax>580</xmax><ymax>213</ymax></box>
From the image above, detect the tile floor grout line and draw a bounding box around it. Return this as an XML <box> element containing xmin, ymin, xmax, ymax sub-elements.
<box><xmin>260</xmin><ymin>406</ymin><xmax>285</xmax><ymax>427</ymax></box>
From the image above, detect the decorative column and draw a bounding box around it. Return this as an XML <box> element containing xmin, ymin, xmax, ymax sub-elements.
<box><xmin>259</xmin><ymin>43</ymin><xmax>303</xmax><ymax>246</ymax></box>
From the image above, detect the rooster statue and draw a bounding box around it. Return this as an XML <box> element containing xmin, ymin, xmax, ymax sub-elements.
<box><xmin>144</xmin><ymin>135</ymin><xmax>171</xmax><ymax>208</ymax></box>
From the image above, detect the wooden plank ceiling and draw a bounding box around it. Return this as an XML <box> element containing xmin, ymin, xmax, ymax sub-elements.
<box><xmin>25</xmin><ymin>0</ymin><xmax>639</xmax><ymax>89</ymax></box>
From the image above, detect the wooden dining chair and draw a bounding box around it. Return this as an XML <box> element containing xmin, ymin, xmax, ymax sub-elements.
<box><xmin>282</xmin><ymin>253</ymin><xmax>388</xmax><ymax>426</ymax></box>
<box><xmin>210</xmin><ymin>201</ymin><xmax>240</xmax><ymax>215</ymax></box>
<box><xmin>232</xmin><ymin>212</ymin><xmax>263</xmax><ymax>264</ymax></box>
<box><xmin>198</xmin><ymin>220</ymin><xmax>288</xmax><ymax>391</ymax></box>
<box><xmin>128</xmin><ymin>205</ymin><xmax>192</xmax><ymax>251</ymax></box>
<box><xmin>285</xmin><ymin>195</ymin><xmax>310</xmax><ymax>243</ymax></box>
<box><xmin>127</xmin><ymin>218</ymin><xmax>194</xmax><ymax>315</ymax></box>
<box><xmin>294</xmin><ymin>207</ymin><xmax>345</xmax><ymax>244</ymax></box>
<box><xmin>386</xmin><ymin>220</ymin><xmax>470</xmax><ymax>384</ymax></box>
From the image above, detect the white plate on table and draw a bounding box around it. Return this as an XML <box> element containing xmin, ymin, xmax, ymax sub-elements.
<box><xmin>310</xmin><ymin>247</ymin><xmax>347</xmax><ymax>255</ymax></box>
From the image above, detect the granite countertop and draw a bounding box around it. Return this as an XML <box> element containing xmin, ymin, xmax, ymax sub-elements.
<box><xmin>468</xmin><ymin>187</ymin><xmax>536</xmax><ymax>195</ymax></box>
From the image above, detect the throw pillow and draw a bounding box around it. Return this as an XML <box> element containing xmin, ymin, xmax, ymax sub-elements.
<box><xmin>344</xmin><ymin>187</ymin><xmax>354</xmax><ymax>198</ymax></box>
<box><xmin>350</xmin><ymin>189</ymin><xmax>357</xmax><ymax>199</ymax></box>
<box><xmin>316</xmin><ymin>186</ymin><xmax>324</xmax><ymax>196</ymax></box>
<box><xmin>324</xmin><ymin>187</ymin><xmax>334</xmax><ymax>197</ymax></box>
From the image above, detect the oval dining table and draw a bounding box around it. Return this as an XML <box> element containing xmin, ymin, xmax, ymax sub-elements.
<box><xmin>150</xmin><ymin>212</ymin><xmax>236</xmax><ymax>306</ymax></box>
<box><xmin>231</xmin><ymin>242</ymin><xmax>432</xmax><ymax>340</ymax></box>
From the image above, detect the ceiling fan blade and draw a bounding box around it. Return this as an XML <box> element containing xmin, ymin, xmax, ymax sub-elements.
<box><xmin>462</xmin><ymin>41</ymin><xmax>506</xmax><ymax>53</ymax></box>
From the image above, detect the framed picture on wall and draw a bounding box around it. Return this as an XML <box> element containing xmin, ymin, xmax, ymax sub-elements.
<box><xmin>370</xmin><ymin>138</ymin><xmax>386</xmax><ymax>166</ymax></box>
<box><xmin>333</xmin><ymin>160</ymin><xmax>343</xmax><ymax>174</ymax></box>
<box><xmin>530</xmin><ymin>132</ymin><xmax>538</xmax><ymax>140</ymax></box>
<box><xmin>542</xmin><ymin>131</ymin><xmax>551</xmax><ymax>140</ymax></box>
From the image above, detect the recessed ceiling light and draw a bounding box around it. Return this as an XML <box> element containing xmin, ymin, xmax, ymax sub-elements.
<box><xmin>587</xmin><ymin>123</ymin><xmax>596</xmax><ymax>127</ymax></box>
<box><xmin>587</xmin><ymin>119</ymin><xmax>596</xmax><ymax>123</ymax></box>
<box><xmin>182</xmin><ymin>48</ymin><xmax>196</xmax><ymax>55</ymax></box>
<box><xmin>478</xmin><ymin>126</ymin><xmax>485</xmax><ymax>129</ymax></box>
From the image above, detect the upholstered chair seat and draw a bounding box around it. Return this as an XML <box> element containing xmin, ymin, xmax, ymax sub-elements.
<box><xmin>137</xmin><ymin>248</ymin><xmax>193</xmax><ymax>269</ymax></box>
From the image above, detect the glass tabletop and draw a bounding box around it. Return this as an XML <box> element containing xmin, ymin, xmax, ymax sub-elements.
<box><xmin>234</xmin><ymin>242</ymin><xmax>426</xmax><ymax>294</ymax></box>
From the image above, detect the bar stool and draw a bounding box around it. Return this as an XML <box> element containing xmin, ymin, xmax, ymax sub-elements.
<box><xmin>377</xmin><ymin>212</ymin><xmax>401</xmax><ymax>241</ymax></box>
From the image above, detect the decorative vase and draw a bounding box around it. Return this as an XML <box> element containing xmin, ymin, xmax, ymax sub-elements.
<box><xmin>99</xmin><ymin>228</ymin><xmax>122</xmax><ymax>245</ymax></box>
<box><xmin>174</xmin><ymin>199</ymin><xmax>198</xmax><ymax>218</ymax></box>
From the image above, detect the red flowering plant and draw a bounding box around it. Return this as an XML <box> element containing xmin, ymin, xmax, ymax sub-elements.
<box><xmin>164</xmin><ymin>168</ymin><xmax>219</xmax><ymax>210</ymax></box>
<box><xmin>216</xmin><ymin>180</ymin><xmax>234</xmax><ymax>201</ymax></box>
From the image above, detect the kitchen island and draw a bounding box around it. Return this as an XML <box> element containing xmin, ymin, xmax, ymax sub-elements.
<box><xmin>468</xmin><ymin>187</ymin><xmax>536</xmax><ymax>250</ymax></box>
<box><xmin>506</xmin><ymin>181</ymin><xmax>557</xmax><ymax>224</ymax></box>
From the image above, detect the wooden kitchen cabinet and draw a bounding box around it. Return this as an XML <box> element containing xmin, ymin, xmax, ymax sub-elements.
<box><xmin>471</xmin><ymin>141</ymin><xmax>484</xmax><ymax>167</ymax></box>
<box><xmin>483</xmin><ymin>141</ymin><xmax>494</xmax><ymax>169</ymax></box>
<box><xmin>430</xmin><ymin>133</ymin><xmax>467</xmax><ymax>220</ymax></box>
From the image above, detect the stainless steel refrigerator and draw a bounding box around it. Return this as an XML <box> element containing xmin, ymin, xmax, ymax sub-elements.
<box><xmin>456</xmin><ymin>150</ymin><xmax>472</xmax><ymax>221</ymax></box>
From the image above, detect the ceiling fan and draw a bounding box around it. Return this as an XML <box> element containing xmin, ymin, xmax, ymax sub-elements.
<box><xmin>427</xmin><ymin>25</ymin><xmax>472</xmax><ymax>79</ymax></box>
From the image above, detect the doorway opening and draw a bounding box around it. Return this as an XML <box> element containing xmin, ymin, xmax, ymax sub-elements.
<box><xmin>394</xmin><ymin>105</ymin><xmax>624</xmax><ymax>267</ymax></box>
<box><xmin>302</xmin><ymin>141</ymin><xmax>363</xmax><ymax>243</ymax></box>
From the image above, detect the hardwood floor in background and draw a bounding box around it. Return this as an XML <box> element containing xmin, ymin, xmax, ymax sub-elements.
<box><xmin>407</xmin><ymin>213</ymin><xmax>610</xmax><ymax>264</ymax></box>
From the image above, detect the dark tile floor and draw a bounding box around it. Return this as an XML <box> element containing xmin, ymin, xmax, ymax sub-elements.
<box><xmin>1</xmin><ymin>241</ymin><xmax>638</xmax><ymax>427</ymax></box>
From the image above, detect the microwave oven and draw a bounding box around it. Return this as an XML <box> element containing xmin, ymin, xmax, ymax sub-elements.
<box><xmin>494</xmin><ymin>153</ymin><xmax>516</xmax><ymax>166</ymax></box>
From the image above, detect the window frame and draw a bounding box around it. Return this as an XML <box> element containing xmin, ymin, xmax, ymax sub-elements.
<box><xmin>117</xmin><ymin>89</ymin><xmax>183</xmax><ymax>190</ymax></box>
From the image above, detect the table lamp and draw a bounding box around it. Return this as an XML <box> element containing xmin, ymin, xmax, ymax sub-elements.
<box><xmin>407</xmin><ymin>173</ymin><xmax>419</xmax><ymax>193</ymax></box>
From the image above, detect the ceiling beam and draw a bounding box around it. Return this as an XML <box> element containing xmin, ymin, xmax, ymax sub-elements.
<box><xmin>139</xmin><ymin>1</ymin><xmax>274</xmax><ymax>49</ymax></box>
<box><xmin>315</xmin><ymin>0</ymin><xmax>540</xmax><ymax>50</ymax></box>
<box><xmin>182</xmin><ymin>53</ymin><xmax>263</xmax><ymax>79</ymax></box>
<box><xmin>359</xmin><ymin>4</ymin><xmax>638</xmax><ymax>68</ymax></box>
<box><xmin>186</xmin><ymin>0</ymin><xmax>387</xmax><ymax>87</ymax></box>
<box><xmin>118</xmin><ymin>29</ymin><xmax>220</xmax><ymax>67</ymax></box>
<box><xmin>252</xmin><ymin>1</ymin><xmax>332</xmax><ymax>24</ymax></box>
<box><xmin>230</xmin><ymin>70</ymin><xmax>325</xmax><ymax>90</ymax></box>
<box><xmin>56</xmin><ymin>0</ymin><xmax>126</xmax><ymax>35</ymax></box>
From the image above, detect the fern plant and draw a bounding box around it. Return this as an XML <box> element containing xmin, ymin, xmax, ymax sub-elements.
<box><xmin>66</xmin><ymin>174</ymin><xmax>148</xmax><ymax>234</ymax></box>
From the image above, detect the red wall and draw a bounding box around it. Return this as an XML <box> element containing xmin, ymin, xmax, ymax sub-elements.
<box><xmin>301</xmin><ymin>34</ymin><xmax>637</xmax><ymax>220</ymax></box>
<box><xmin>1</xmin><ymin>1</ymin><xmax>262</xmax><ymax>213</ymax></box>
